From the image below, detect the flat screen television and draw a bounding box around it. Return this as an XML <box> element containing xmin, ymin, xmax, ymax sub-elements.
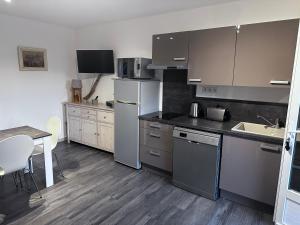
<box><xmin>76</xmin><ymin>50</ymin><xmax>114</xmax><ymax>74</ymax></box>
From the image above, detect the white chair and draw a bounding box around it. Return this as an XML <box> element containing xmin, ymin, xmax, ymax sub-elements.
<box><xmin>0</xmin><ymin>167</ymin><xmax>4</xmax><ymax>176</ymax></box>
<box><xmin>31</xmin><ymin>116</ymin><xmax>64</xmax><ymax>177</ymax></box>
<box><xmin>0</xmin><ymin>135</ymin><xmax>41</xmax><ymax>197</ymax></box>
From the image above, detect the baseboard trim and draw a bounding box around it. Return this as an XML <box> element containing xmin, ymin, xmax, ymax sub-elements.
<box><xmin>58</xmin><ymin>137</ymin><xmax>67</xmax><ymax>142</ymax></box>
<box><xmin>220</xmin><ymin>189</ymin><xmax>274</xmax><ymax>215</ymax></box>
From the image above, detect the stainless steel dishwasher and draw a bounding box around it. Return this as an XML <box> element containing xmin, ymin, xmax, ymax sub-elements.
<box><xmin>173</xmin><ymin>127</ymin><xmax>221</xmax><ymax>200</ymax></box>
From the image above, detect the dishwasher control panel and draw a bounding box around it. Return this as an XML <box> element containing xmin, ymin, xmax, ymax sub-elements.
<box><xmin>173</xmin><ymin>127</ymin><xmax>221</xmax><ymax>147</ymax></box>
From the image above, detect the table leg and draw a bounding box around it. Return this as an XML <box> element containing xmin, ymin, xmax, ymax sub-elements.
<box><xmin>43</xmin><ymin>136</ymin><xmax>54</xmax><ymax>187</ymax></box>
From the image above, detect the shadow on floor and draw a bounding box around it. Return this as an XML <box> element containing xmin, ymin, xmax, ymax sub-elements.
<box><xmin>0</xmin><ymin>142</ymin><xmax>80</xmax><ymax>225</ymax></box>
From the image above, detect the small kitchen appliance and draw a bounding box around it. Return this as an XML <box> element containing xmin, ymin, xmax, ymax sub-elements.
<box><xmin>189</xmin><ymin>102</ymin><xmax>202</xmax><ymax>118</ymax></box>
<box><xmin>206</xmin><ymin>107</ymin><xmax>230</xmax><ymax>122</ymax></box>
<box><xmin>117</xmin><ymin>58</ymin><xmax>154</xmax><ymax>79</ymax></box>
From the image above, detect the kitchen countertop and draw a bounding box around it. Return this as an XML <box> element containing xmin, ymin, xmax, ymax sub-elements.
<box><xmin>64</xmin><ymin>102</ymin><xmax>114</xmax><ymax>112</ymax></box>
<box><xmin>139</xmin><ymin>112</ymin><xmax>284</xmax><ymax>145</ymax></box>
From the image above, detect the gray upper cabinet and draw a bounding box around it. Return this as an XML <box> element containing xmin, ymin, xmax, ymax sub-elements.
<box><xmin>234</xmin><ymin>19</ymin><xmax>299</xmax><ymax>87</ymax></box>
<box><xmin>152</xmin><ymin>32</ymin><xmax>189</xmax><ymax>67</ymax></box>
<box><xmin>188</xmin><ymin>26</ymin><xmax>237</xmax><ymax>85</ymax></box>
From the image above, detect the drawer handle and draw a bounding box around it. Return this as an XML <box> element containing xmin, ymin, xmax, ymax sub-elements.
<box><xmin>188</xmin><ymin>79</ymin><xmax>202</xmax><ymax>83</ymax></box>
<box><xmin>104</xmin><ymin>116</ymin><xmax>106</xmax><ymax>119</ymax></box>
<box><xmin>149</xmin><ymin>133</ymin><xmax>160</xmax><ymax>138</ymax></box>
<box><xmin>173</xmin><ymin>57</ymin><xmax>186</xmax><ymax>61</ymax></box>
<box><xmin>260</xmin><ymin>144</ymin><xmax>282</xmax><ymax>153</ymax></box>
<box><xmin>149</xmin><ymin>124</ymin><xmax>161</xmax><ymax>129</ymax></box>
<box><xmin>270</xmin><ymin>80</ymin><xmax>290</xmax><ymax>85</ymax></box>
<box><xmin>188</xmin><ymin>140</ymin><xmax>200</xmax><ymax>145</ymax></box>
<box><xmin>149</xmin><ymin>151</ymin><xmax>160</xmax><ymax>157</ymax></box>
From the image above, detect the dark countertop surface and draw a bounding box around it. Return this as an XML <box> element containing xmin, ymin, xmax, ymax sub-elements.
<box><xmin>139</xmin><ymin>112</ymin><xmax>284</xmax><ymax>145</ymax></box>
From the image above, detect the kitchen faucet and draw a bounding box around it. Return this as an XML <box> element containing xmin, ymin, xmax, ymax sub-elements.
<box><xmin>257</xmin><ymin>115</ymin><xmax>281</xmax><ymax>129</ymax></box>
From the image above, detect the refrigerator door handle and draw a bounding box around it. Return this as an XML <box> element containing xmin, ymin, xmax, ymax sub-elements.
<box><xmin>116</xmin><ymin>100</ymin><xmax>138</xmax><ymax>105</ymax></box>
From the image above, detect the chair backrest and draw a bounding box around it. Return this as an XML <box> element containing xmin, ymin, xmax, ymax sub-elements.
<box><xmin>0</xmin><ymin>135</ymin><xmax>34</xmax><ymax>174</ymax></box>
<box><xmin>46</xmin><ymin>116</ymin><xmax>61</xmax><ymax>150</ymax></box>
<box><xmin>0</xmin><ymin>167</ymin><xmax>4</xmax><ymax>176</ymax></box>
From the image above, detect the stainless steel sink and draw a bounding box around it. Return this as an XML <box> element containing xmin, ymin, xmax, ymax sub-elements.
<box><xmin>231</xmin><ymin>122</ymin><xmax>285</xmax><ymax>139</ymax></box>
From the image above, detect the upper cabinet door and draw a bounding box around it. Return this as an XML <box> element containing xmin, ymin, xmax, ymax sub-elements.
<box><xmin>152</xmin><ymin>32</ymin><xmax>189</xmax><ymax>67</ymax></box>
<box><xmin>234</xmin><ymin>19</ymin><xmax>299</xmax><ymax>87</ymax></box>
<box><xmin>188</xmin><ymin>27</ymin><xmax>237</xmax><ymax>85</ymax></box>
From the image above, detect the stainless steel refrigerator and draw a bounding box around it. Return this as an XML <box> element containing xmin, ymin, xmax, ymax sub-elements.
<box><xmin>114</xmin><ymin>79</ymin><xmax>160</xmax><ymax>169</ymax></box>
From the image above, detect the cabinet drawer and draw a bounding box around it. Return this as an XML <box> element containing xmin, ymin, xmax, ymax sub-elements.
<box><xmin>140</xmin><ymin>120</ymin><xmax>173</xmax><ymax>132</ymax></box>
<box><xmin>81</xmin><ymin>108</ymin><xmax>97</xmax><ymax>116</ymax></box>
<box><xmin>81</xmin><ymin>108</ymin><xmax>97</xmax><ymax>120</ymax></box>
<box><xmin>81</xmin><ymin>114</ymin><xmax>97</xmax><ymax>120</ymax></box>
<box><xmin>68</xmin><ymin>106</ymin><xmax>81</xmax><ymax>117</ymax></box>
<box><xmin>98</xmin><ymin>111</ymin><xmax>114</xmax><ymax>124</ymax></box>
<box><xmin>140</xmin><ymin>145</ymin><xmax>172</xmax><ymax>172</ymax></box>
<box><xmin>140</xmin><ymin>128</ymin><xmax>172</xmax><ymax>152</ymax></box>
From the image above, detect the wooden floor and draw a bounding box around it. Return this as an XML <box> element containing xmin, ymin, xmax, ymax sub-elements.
<box><xmin>0</xmin><ymin>142</ymin><xmax>274</xmax><ymax>225</ymax></box>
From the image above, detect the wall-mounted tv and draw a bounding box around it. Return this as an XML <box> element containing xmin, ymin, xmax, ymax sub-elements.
<box><xmin>76</xmin><ymin>50</ymin><xmax>114</xmax><ymax>74</ymax></box>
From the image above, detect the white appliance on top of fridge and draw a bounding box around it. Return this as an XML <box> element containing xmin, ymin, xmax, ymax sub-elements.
<box><xmin>114</xmin><ymin>79</ymin><xmax>160</xmax><ymax>169</ymax></box>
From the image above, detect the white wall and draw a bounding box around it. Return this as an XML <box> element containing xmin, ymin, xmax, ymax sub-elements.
<box><xmin>76</xmin><ymin>0</ymin><xmax>300</xmax><ymax>103</ymax></box>
<box><xmin>0</xmin><ymin>14</ymin><xmax>76</xmax><ymax>137</ymax></box>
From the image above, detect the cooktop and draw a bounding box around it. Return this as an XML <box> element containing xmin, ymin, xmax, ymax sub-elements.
<box><xmin>154</xmin><ymin>112</ymin><xmax>184</xmax><ymax>120</ymax></box>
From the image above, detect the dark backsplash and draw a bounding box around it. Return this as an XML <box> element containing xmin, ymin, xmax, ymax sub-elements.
<box><xmin>162</xmin><ymin>70</ymin><xmax>288</xmax><ymax>124</ymax></box>
<box><xmin>162</xmin><ymin>70</ymin><xmax>196</xmax><ymax>115</ymax></box>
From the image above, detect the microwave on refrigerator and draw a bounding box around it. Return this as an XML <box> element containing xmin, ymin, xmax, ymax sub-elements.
<box><xmin>117</xmin><ymin>58</ymin><xmax>154</xmax><ymax>79</ymax></box>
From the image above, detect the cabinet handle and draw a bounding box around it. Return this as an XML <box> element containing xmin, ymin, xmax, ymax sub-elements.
<box><xmin>104</xmin><ymin>116</ymin><xmax>106</xmax><ymax>119</ymax></box>
<box><xmin>149</xmin><ymin>151</ymin><xmax>160</xmax><ymax>157</ymax></box>
<box><xmin>285</xmin><ymin>138</ymin><xmax>291</xmax><ymax>151</ymax></box>
<box><xmin>116</xmin><ymin>100</ymin><xmax>137</xmax><ymax>105</ymax></box>
<box><xmin>260</xmin><ymin>144</ymin><xmax>281</xmax><ymax>153</ymax></box>
<box><xmin>188</xmin><ymin>78</ymin><xmax>202</xmax><ymax>83</ymax></box>
<box><xmin>94</xmin><ymin>132</ymin><xmax>97</xmax><ymax>135</ymax></box>
<box><xmin>188</xmin><ymin>140</ymin><xmax>200</xmax><ymax>145</ymax></box>
<box><xmin>149</xmin><ymin>124</ymin><xmax>161</xmax><ymax>129</ymax></box>
<box><xmin>270</xmin><ymin>80</ymin><xmax>290</xmax><ymax>85</ymax></box>
<box><xmin>149</xmin><ymin>133</ymin><xmax>160</xmax><ymax>138</ymax></box>
<box><xmin>173</xmin><ymin>57</ymin><xmax>186</xmax><ymax>61</ymax></box>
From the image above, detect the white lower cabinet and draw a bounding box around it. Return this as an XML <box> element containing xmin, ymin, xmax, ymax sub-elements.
<box><xmin>69</xmin><ymin>117</ymin><xmax>82</xmax><ymax>142</ymax></box>
<box><xmin>82</xmin><ymin>119</ymin><xmax>98</xmax><ymax>147</ymax></box>
<box><xmin>98</xmin><ymin>123</ymin><xmax>114</xmax><ymax>152</ymax></box>
<box><xmin>66</xmin><ymin>103</ymin><xmax>114</xmax><ymax>153</ymax></box>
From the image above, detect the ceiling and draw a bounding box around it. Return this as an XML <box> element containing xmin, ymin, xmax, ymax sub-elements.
<box><xmin>0</xmin><ymin>0</ymin><xmax>238</xmax><ymax>28</ymax></box>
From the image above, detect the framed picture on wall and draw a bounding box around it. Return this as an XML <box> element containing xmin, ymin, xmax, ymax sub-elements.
<box><xmin>18</xmin><ymin>46</ymin><xmax>48</xmax><ymax>71</ymax></box>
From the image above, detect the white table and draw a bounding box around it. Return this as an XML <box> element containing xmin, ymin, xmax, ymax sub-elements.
<box><xmin>0</xmin><ymin>126</ymin><xmax>54</xmax><ymax>188</ymax></box>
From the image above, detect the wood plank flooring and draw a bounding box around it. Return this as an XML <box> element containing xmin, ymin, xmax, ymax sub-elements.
<box><xmin>0</xmin><ymin>142</ymin><xmax>274</xmax><ymax>225</ymax></box>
